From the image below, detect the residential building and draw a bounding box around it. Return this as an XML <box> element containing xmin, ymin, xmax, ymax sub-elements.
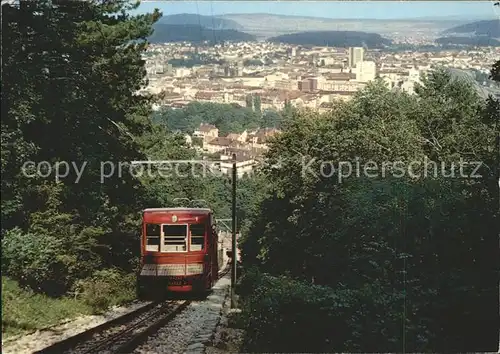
<box><xmin>193</xmin><ymin>123</ymin><xmax>219</xmax><ymax>142</ymax></box>
<box><xmin>203</xmin><ymin>137</ymin><xmax>232</xmax><ymax>154</ymax></box>
<box><xmin>219</xmin><ymin>153</ymin><xmax>256</xmax><ymax>178</ymax></box>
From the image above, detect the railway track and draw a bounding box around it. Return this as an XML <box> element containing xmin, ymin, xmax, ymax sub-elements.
<box><xmin>35</xmin><ymin>300</ymin><xmax>190</xmax><ymax>354</ymax></box>
<box><xmin>218</xmin><ymin>261</ymin><xmax>231</xmax><ymax>278</ymax></box>
<box><xmin>35</xmin><ymin>263</ymin><xmax>231</xmax><ymax>354</ymax></box>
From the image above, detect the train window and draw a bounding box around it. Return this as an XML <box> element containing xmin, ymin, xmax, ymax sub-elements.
<box><xmin>162</xmin><ymin>224</ymin><xmax>187</xmax><ymax>252</ymax></box>
<box><xmin>190</xmin><ymin>224</ymin><xmax>205</xmax><ymax>251</ymax></box>
<box><xmin>145</xmin><ymin>224</ymin><xmax>160</xmax><ymax>252</ymax></box>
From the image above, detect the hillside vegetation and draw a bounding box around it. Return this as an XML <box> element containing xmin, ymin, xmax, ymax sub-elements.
<box><xmin>151</xmin><ymin>101</ymin><xmax>288</xmax><ymax>136</ymax></box>
<box><xmin>149</xmin><ymin>24</ymin><xmax>256</xmax><ymax>44</ymax></box>
<box><xmin>268</xmin><ymin>30</ymin><xmax>392</xmax><ymax>48</ymax></box>
<box><xmin>442</xmin><ymin>19</ymin><xmax>500</xmax><ymax>37</ymax></box>
<box><xmin>158</xmin><ymin>13</ymin><xmax>244</xmax><ymax>30</ymax></box>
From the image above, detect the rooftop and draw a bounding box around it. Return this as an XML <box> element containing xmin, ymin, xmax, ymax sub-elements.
<box><xmin>143</xmin><ymin>208</ymin><xmax>211</xmax><ymax>213</ymax></box>
<box><xmin>207</xmin><ymin>137</ymin><xmax>232</xmax><ymax>146</ymax></box>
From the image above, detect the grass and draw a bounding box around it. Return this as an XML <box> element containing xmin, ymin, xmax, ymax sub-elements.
<box><xmin>1</xmin><ymin>276</ymin><xmax>92</xmax><ymax>338</ymax></box>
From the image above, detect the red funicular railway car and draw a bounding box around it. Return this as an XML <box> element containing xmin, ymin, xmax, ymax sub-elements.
<box><xmin>137</xmin><ymin>208</ymin><xmax>219</xmax><ymax>298</ymax></box>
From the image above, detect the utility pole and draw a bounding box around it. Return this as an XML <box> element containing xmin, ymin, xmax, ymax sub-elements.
<box><xmin>231</xmin><ymin>153</ymin><xmax>237</xmax><ymax>308</ymax></box>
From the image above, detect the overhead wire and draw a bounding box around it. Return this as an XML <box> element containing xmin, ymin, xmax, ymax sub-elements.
<box><xmin>195</xmin><ymin>0</ymin><xmax>202</xmax><ymax>48</ymax></box>
<box><xmin>210</xmin><ymin>0</ymin><xmax>217</xmax><ymax>45</ymax></box>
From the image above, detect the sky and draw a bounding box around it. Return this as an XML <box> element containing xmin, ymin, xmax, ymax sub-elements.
<box><xmin>131</xmin><ymin>1</ymin><xmax>500</xmax><ymax>20</ymax></box>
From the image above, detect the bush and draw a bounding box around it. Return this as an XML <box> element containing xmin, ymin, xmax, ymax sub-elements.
<box><xmin>236</xmin><ymin>265</ymin><xmax>262</xmax><ymax>297</ymax></box>
<box><xmin>1</xmin><ymin>228</ymin><xmax>70</xmax><ymax>295</ymax></box>
<box><xmin>240</xmin><ymin>273</ymin><xmax>348</xmax><ymax>352</ymax></box>
<box><xmin>73</xmin><ymin>269</ymin><xmax>136</xmax><ymax>313</ymax></box>
<box><xmin>239</xmin><ymin>272</ymin><xmax>416</xmax><ymax>353</ymax></box>
<box><xmin>1</xmin><ymin>222</ymin><xmax>103</xmax><ymax>297</ymax></box>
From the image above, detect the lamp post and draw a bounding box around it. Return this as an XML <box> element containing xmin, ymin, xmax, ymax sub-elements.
<box><xmin>231</xmin><ymin>153</ymin><xmax>237</xmax><ymax>308</ymax></box>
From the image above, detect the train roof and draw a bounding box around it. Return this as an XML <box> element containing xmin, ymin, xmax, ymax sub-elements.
<box><xmin>143</xmin><ymin>208</ymin><xmax>212</xmax><ymax>213</ymax></box>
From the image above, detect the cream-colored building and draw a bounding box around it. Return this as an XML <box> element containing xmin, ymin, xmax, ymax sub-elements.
<box><xmin>356</xmin><ymin>61</ymin><xmax>376</xmax><ymax>83</ymax></box>
<box><xmin>193</xmin><ymin>123</ymin><xmax>219</xmax><ymax>142</ymax></box>
<box><xmin>219</xmin><ymin>155</ymin><xmax>256</xmax><ymax>178</ymax></box>
<box><xmin>203</xmin><ymin>137</ymin><xmax>231</xmax><ymax>154</ymax></box>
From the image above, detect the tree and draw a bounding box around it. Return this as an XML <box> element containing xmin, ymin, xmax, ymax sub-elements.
<box><xmin>253</xmin><ymin>95</ymin><xmax>262</xmax><ymax>115</ymax></box>
<box><xmin>490</xmin><ymin>59</ymin><xmax>500</xmax><ymax>83</ymax></box>
<box><xmin>2</xmin><ymin>0</ymin><xmax>161</xmax><ymax>293</ymax></box>
<box><xmin>246</xmin><ymin>94</ymin><xmax>253</xmax><ymax>110</ymax></box>
<box><xmin>152</xmin><ymin>102</ymin><xmax>267</xmax><ymax>135</ymax></box>
<box><xmin>241</xmin><ymin>68</ymin><xmax>498</xmax><ymax>352</ymax></box>
<box><xmin>262</xmin><ymin>110</ymin><xmax>282</xmax><ymax>129</ymax></box>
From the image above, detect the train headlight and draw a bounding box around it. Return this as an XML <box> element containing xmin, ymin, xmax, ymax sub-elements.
<box><xmin>172</xmin><ymin>215</ymin><xmax>178</xmax><ymax>222</ymax></box>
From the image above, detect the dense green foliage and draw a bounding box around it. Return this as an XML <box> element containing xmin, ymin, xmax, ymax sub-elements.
<box><xmin>269</xmin><ymin>30</ymin><xmax>392</xmax><ymax>48</ymax></box>
<box><xmin>239</xmin><ymin>268</ymin><xmax>407</xmax><ymax>352</ymax></box>
<box><xmin>239</xmin><ymin>67</ymin><xmax>499</xmax><ymax>352</ymax></box>
<box><xmin>151</xmin><ymin>102</ymin><xmax>286</xmax><ymax>135</ymax></box>
<box><xmin>167</xmin><ymin>53</ymin><xmax>226</xmax><ymax>68</ymax></box>
<box><xmin>491</xmin><ymin>60</ymin><xmax>500</xmax><ymax>82</ymax></box>
<box><xmin>2</xmin><ymin>0</ymin><xmax>160</xmax><ymax>298</ymax></box>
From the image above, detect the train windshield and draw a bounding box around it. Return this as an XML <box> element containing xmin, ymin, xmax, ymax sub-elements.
<box><xmin>145</xmin><ymin>224</ymin><xmax>160</xmax><ymax>252</ymax></box>
<box><xmin>190</xmin><ymin>224</ymin><xmax>205</xmax><ymax>251</ymax></box>
<box><xmin>163</xmin><ymin>224</ymin><xmax>187</xmax><ymax>252</ymax></box>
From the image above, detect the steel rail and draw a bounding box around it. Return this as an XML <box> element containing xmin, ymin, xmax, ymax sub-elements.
<box><xmin>36</xmin><ymin>261</ymin><xmax>230</xmax><ymax>354</ymax></box>
<box><xmin>111</xmin><ymin>301</ymin><xmax>191</xmax><ymax>354</ymax></box>
<box><xmin>34</xmin><ymin>301</ymin><xmax>162</xmax><ymax>354</ymax></box>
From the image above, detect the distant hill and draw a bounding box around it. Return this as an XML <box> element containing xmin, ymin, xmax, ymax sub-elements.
<box><xmin>149</xmin><ymin>24</ymin><xmax>256</xmax><ymax>44</ymax></box>
<box><xmin>268</xmin><ymin>31</ymin><xmax>391</xmax><ymax>48</ymax></box>
<box><xmin>158</xmin><ymin>13</ymin><xmax>244</xmax><ymax>30</ymax></box>
<box><xmin>442</xmin><ymin>19</ymin><xmax>500</xmax><ymax>37</ymax></box>
<box><xmin>219</xmin><ymin>13</ymin><xmax>466</xmax><ymax>40</ymax></box>
<box><xmin>221</xmin><ymin>12</ymin><xmax>475</xmax><ymax>22</ymax></box>
<box><xmin>435</xmin><ymin>36</ymin><xmax>500</xmax><ymax>47</ymax></box>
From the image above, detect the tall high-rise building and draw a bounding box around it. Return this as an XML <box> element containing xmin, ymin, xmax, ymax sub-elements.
<box><xmin>237</xmin><ymin>61</ymin><xmax>243</xmax><ymax>77</ymax></box>
<box><xmin>348</xmin><ymin>47</ymin><xmax>364</xmax><ymax>69</ymax></box>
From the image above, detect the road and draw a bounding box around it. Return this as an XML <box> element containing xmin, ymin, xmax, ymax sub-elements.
<box><xmin>448</xmin><ymin>67</ymin><xmax>500</xmax><ymax>99</ymax></box>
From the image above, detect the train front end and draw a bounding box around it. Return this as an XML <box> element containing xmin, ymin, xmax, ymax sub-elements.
<box><xmin>137</xmin><ymin>208</ymin><xmax>216</xmax><ymax>298</ymax></box>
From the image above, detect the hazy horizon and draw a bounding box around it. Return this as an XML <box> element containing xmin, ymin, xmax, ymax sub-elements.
<box><xmin>132</xmin><ymin>1</ymin><xmax>500</xmax><ymax>21</ymax></box>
